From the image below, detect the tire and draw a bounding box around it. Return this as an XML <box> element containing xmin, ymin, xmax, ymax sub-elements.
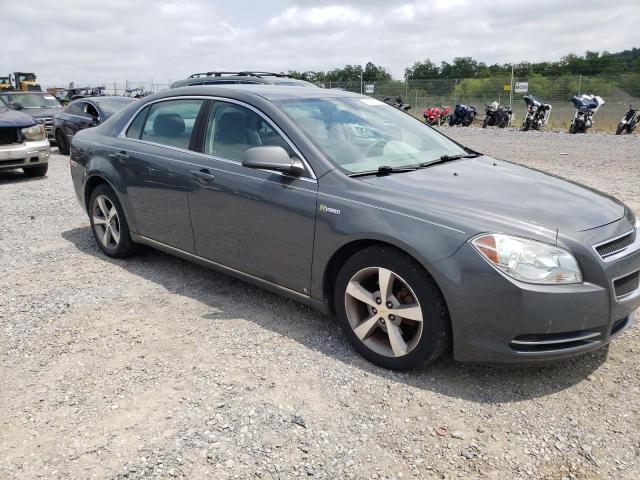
<box><xmin>448</xmin><ymin>117</ymin><xmax>455</xmax><ymax>127</ymax></box>
<box><xmin>616</xmin><ymin>123</ymin><xmax>626</xmax><ymax>135</ymax></box>
<box><xmin>55</xmin><ymin>130</ymin><xmax>70</xmax><ymax>155</ymax></box>
<box><xmin>334</xmin><ymin>245</ymin><xmax>451</xmax><ymax>370</ymax></box>
<box><xmin>88</xmin><ymin>184</ymin><xmax>138</xmax><ymax>258</ymax></box>
<box><xmin>482</xmin><ymin>117</ymin><xmax>489</xmax><ymax>128</ymax></box>
<box><xmin>23</xmin><ymin>163</ymin><xmax>48</xmax><ymax>177</ymax></box>
<box><xmin>570</xmin><ymin>121</ymin><xmax>582</xmax><ymax>134</ymax></box>
<box><xmin>521</xmin><ymin>118</ymin><xmax>531</xmax><ymax>131</ymax></box>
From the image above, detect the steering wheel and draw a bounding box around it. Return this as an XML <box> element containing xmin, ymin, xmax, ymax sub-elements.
<box><xmin>364</xmin><ymin>140</ymin><xmax>387</xmax><ymax>158</ymax></box>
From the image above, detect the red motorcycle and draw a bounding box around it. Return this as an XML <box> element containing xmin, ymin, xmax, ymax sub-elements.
<box><xmin>423</xmin><ymin>105</ymin><xmax>451</xmax><ymax>126</ymax></box>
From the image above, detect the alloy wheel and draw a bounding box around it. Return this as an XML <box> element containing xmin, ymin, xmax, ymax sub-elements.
<box><xmin>92</xmin><ymin>195</ymin><xmax>121</xmax><ymax>250</ymax></box>
<box><xmin>344</xmin><ymin>267</ymin><xmax>424</xmax><ymax>357</ymax></box>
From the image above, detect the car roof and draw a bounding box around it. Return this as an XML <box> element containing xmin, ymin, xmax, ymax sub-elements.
<box><xmin>71</xmin><ymin>96</ymin><xmax>136</xmax><ymax>103</ymax></box>
<box><xmin>167</xmin><ymin>84</ymin><xmax>361</xmax><ymax>101</ymax></box>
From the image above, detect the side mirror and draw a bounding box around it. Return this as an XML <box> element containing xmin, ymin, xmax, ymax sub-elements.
<box><xmin>11</xmin><ymin>102</ymin><xmax>23</xmax><ymax>111</ymax></box>
<box><xmin>243</xmin><ymin>146</ymin><xmax>305</xmax><ymax>175</ymax></box>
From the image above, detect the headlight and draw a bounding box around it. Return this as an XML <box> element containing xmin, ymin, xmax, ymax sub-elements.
<box><xmin>471</xmin><ymin>234</ymin><xmax>582</xmax><ymax>284</ymax></box>
<box><xmin>21</xmin><ymin>124</ymin><xmax>46</xmax><ymax>142</ymax></box>
<box><xmin>531</xmin><ymin>105</ymin><xmax>538</xmax><ymax>112</ymax></box>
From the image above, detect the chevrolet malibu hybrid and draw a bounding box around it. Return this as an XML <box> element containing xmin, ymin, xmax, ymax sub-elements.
<box><xmin>69</xmin><ymin>85</ymin><xmax>639</xmax><ymax>370</ymax></box>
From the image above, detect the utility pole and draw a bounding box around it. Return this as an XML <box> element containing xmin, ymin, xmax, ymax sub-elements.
<box><xmin>509</xmin><ymin>64</ymin><xmax>514</xmax><ymax>108</ymax></box>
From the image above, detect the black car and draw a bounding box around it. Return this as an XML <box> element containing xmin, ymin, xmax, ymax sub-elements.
<box><xmin>0</xmin><ymin>91</ymin><xmax>63</xmax><ymax>141</ymax></box>
<box><xmin>53</xmin><ymin>96</ymin><xmax>136</xmax><ymax>154</ymax></box>
<box><xmin>68</xmin><ymin>85</ymin><xmax>639</xmax><ymax>370</ymax></box>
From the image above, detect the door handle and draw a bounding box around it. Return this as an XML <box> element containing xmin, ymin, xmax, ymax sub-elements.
<box><xmin>109</xmin><ymin>150</ymin><xmax>129</xmax><ymax>161</ymax></box>
<box><xmin>190</xmin><ymin>168</ymin><xmax>215</xmax><ymax>184</ymax></box>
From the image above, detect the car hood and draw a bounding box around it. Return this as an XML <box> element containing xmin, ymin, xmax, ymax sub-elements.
<box><xmin>23</xmin><ymin>107</ymin><xmax>63</xmax><ymax>118</ymax></box>
<box><xmin>0</xmin><ymin>107</ymin><xmax>38</xmax><ymax>128</ymax></box>
<box><xmin>359</xmin><ymin>156</ymin><xmax>624</xmax><ymax>234</ymax></box>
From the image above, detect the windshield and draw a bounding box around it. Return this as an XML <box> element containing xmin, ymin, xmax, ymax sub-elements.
<box><xmin>3</xmin><ymin>93</ymin><xmax>61</xmax><ymax>108</ymax></box>
<box><xmin>276</xmin><ymin>97</ymin><xmax>466</xmax><ymax>174</ymax></box>
<box><xmin>98</xmin><ymin>99</ymin><xmax>135</xmax><ymax>118</ymax></box>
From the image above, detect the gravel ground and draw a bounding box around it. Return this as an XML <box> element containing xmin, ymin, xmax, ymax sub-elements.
<box><xmin>1</xmin><ymin>129</ymin><xmax>639</xmax><ymax>480</ymax></box>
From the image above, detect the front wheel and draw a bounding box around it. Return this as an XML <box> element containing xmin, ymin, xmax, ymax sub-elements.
<box><xmin>334</xmin><ymin>246</ymin><xmax>451</xmax><ymax>370</ymax></box>
<box><xmin>521</xmin><ymin>118</ymin><xmax>531</xmax><ymax>131</ymax></box>
<box><xmin>55</xmin><ymin>130</ymin><xmax>70</xmax><ymax>155</ymax></box>
<box><xmin>570</xmin><ymin>121</ymin><xmax>582</xmax><ymax>134</ymax></box>
<box><xmin>482</xmin><ymin>117</ymin><xmax>489</xmax><ymax>128</ymax></box>
<box><xmin>89</xmin><ymin>184</ymin><xmax>138</xmax><ymax>258</ymax></box>
<box><xmin>616</xmin><ymin>123</ymin><xmax>626</xmax><ymax>135</ymax></box>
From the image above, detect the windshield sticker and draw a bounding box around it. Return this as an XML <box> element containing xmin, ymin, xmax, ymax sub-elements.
<box><xmin>360</xmin><ymin>98</ymin><xmax>385</xmax><ymax>106</ymax></box>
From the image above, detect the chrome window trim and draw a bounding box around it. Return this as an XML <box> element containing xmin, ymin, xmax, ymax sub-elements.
<box><xmin>116</xmin><ymin>95</ymin><xmax>317</xmax><ymax>180</ymax></box>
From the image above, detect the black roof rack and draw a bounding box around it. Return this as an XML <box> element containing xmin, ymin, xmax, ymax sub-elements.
<box><xmin>187</xmin><ymin>71</ymin><xmax>291</xmax><ymax>79</ymax></box>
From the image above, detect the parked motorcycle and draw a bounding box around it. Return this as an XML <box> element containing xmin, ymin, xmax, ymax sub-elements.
<box><xmin>569</xmin><ymin>94</ymin><xmax>604</xmax><ymax>134</ymax></box>
<box><xmin>448</xmin><ymin>104</ymin><xmax>477</xmax><ymax>126</ymax></box>
<box><xmin>482</xmin><ymin>101</ymin><xmax>512</xmax><ymax>128</ymax></box>
<box><xmin>521</xmin><ymin>95</ymin><xmax>552</xmax><ymax>131</ymax></box>
<box><xmin>615</xmin><ymin>104</ymin><xmax>639</xmax><ymax>135</ymax></box>
<box><xmin>383</xmin><ymin>96</ymin><xmax>411</xmax><ymax>112</ymax></box>
<box><xmin>423</xmin><ymin>105</ymin><xmax>451</xmax><ymax>126</ymax></box>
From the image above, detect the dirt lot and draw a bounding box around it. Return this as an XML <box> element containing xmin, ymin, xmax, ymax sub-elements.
<box><xmin>1</xmin><ymin>128</ymin><xmax>639</xmax><ymax>479</ymax></box>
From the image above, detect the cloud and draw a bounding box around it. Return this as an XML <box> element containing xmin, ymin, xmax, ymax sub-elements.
<box><xmin>0</xmin><ymin>0</ymin><xmax>637</xmax><ymax>86</ymax></box>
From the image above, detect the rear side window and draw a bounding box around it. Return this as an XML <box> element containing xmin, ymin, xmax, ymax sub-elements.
<box><xmin>126</xmin><ymin>106</ymin><xmax>149</xmax><ymax>139</ymax></box>
<box><xmin>139</xmin><ymin>99</ymin><xmax>204</xmax><ymax>149</ymax></box>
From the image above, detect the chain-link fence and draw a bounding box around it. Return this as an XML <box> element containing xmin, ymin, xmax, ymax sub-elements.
<box><xmin>43</xmin><ymin>80</ymin><xmax>171</xmax><ymax>96</ymax></box>
<box><xmin>323</xmin><ymin>74</ymin><xmax>640</xmax><ymax>131</ymax></box>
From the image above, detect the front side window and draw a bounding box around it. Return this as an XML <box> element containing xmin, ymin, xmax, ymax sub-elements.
<box><xmin>276</xmin><ymin>97</ymin><xmax>466</xmax><ymax>174</ymax></box>
<box><xmin>139</xmin><ymin>99</ymin><xmax>204</xmax><ymax>149</ymax></box>
<box><xmin>204</xmin><ymin>101</ymin><xmax>292</xmax><ymax>161</ymax></box>
<box><xmin>68</xmin><ymin>102</ymin><xmax>85</xmax><ymax>116</ymax></box>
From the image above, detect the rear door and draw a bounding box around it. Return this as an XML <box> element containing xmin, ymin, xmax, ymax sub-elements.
<box><xmin>112</xmin><ymin>98</ymin><xmax>206</xmax><ymax>252</ymax></box>
<box><xmin>187</xmin><ymin>99</ymin><xmax>318</xmax><ymax>293</ymax></box>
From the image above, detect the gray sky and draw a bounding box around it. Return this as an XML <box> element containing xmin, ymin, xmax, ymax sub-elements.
<box><xmin>2</xmin><ymin>0</ymin><xmax>638</xmax><ymax>86</ymax></box>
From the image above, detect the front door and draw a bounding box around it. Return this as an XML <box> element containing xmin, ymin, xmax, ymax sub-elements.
<box><xmin>187</xmin><ymin>100</ymin><xmax>318</xmax><ymax>294</ymax></box>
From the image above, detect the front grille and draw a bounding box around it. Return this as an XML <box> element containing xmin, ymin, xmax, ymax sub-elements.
<box><xmin>614</xmin><ymin>271</ymin><xmax>640</xmax><ymax>299</ymax></box>
<box><xmin>36</xmin><ymin>117</ymin><xmax>53</xmax><ymax>132</ymax></box>
<box><xmin>595</xmin><ymin>232</ymin><xmax>635</xmax><ymax>259</ymax></box>
<box><xmin>0</xmin><ymin>127</ymin><xmax>20</xmax><ymax>145</ymax></box>
<box><xmin>510</xmin><ymin>329</ymin><xmax>601</xmax><ymax>352</ymax></box>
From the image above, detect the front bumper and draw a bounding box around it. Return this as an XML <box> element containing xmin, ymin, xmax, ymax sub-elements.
<box><xmin>0</xmin><ymin>139</ymin><xmax>50</xmax><ymax>171</ymax></box>
<box><xmin>433</xmin><ymin>222</ymin><xmax>640</xmax><ymax>364</ymax></box>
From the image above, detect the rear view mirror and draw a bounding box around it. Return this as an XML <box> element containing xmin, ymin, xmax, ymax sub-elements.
<box><xmin>10</xmin><ymin>102</ymin><xmax>23</xmax><ymax>111</ymax></box>
<box><xmin>243</xmin><ymin>146</ymin><xmax>305</xmax><ymax>175</ymax></box>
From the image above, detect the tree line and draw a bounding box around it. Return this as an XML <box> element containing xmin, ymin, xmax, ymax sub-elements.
<box><xmin>286</xmin><ymin>48</ymin><xmax>640</xmax><ymax>83</ymax></box>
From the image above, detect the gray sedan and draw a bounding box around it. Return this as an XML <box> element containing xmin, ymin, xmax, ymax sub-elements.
<box><xmin>69</xmin><ymin>85</ymin><xmax>639</xmax><ymax>370</ymax></box>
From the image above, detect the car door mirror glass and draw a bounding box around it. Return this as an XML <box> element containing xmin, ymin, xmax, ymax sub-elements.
<box><xmin>243</xmin><ymin>146</ymin><xmax>304</xmax><ymax>174</ymax></box>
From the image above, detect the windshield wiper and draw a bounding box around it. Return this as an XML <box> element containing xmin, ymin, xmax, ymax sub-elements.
<box><xmin>348</xmin><ymin>165</ymin><xmax>419</xmax><ymax>178</ymax></box>
<box><xmin>419</xmin><ymin>153</ymin><xmax>480</xmax><ymax>168</ymax></box>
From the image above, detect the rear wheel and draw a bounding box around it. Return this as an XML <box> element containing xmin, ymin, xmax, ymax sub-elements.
<box><xmin>335</xmin><ymin>246</ymin><xmax>451</xmax><ymax>370</ymax></box>
<box><xmin>89</xmin><ymin>184</ymin><xmax>138</xmax><ymax>258</ymax></box>
<box><xmin>23</xmin><ymin>163</ymin><xmax>48</xmax><ymax>177</ymax></box>
<box><xmin>55</xmin><ymin>130</ymin><xmax>70</xmax><ymax>155</ymax></box>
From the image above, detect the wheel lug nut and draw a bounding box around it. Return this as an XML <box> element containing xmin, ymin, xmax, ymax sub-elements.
<box><xmin>389</xmin><ymin>315</ymin><xmax>395</xmax><ymax>321</ymax></box>
<box><xmin>386</xmin><ymin>301</ymin><xmax>393</xmax><ymax>308</ymax></box>
<box><xmin>376</xmin><ymin>298</ymin><xmax>381</xmax><ymax>304</ymax></box>
<box><xmin>372</xmin><ymin>308</ymin><xmax>377</xmax><ymax>314</ymax></box>
<box><xmin>379</xmin><ymin>318</ymin><xmax>385</xmax><ymax>324</ymax></box>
